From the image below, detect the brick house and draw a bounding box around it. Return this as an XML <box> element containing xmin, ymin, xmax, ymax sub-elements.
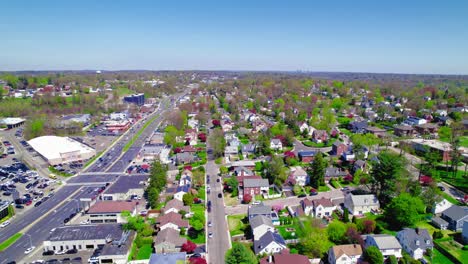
<box><xmin>332</xmin><ymin>141</ymin><xmax>348</xmax><ymax>156</ymax></box>
<box><xmin>244</xmin><ymin>178</ymin><xmax>269</xmax><ymax>196</ymax></box>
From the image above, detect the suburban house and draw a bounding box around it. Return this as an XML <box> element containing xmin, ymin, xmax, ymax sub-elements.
<box><xmin>394</xmin><ymin>126</ymin><xmax>414</xmax><ymax>137</ymax></box>
<box><xmin>404</xmin><ymin>116</ymin><xmax>427</xmax><ymax>126</ymax></box>
<box><xmin>328</xmin><ymin>244</ymin><xmax>363</xmax><ymax>264</ymax></box>
<box><xmin>250</xmin><ymin>215</ymin><xmax>275</xmax><ymax>239</ymax></box>
<box><xmin>325</xmin><ymin>167</ymin><xmax>348</xmax><ymax>179</ymax></box>
<box><xmin>173</xmin><ymin>185</ymin><xmax>190</xmax><ymax>201</ymax></box>
<box><xmin>224</xmin><ymin>145</ymin><xmax>239</xmax><ymax>162</ymax></box>
<box><xmin>163</xmin><ymin>199</ymin><xmax>190</xmax><ymax>214</ymax></box>
<box><xmin>440</xmin><ymin>205</ymin><xmax>468</xmax><ymax>231</ymax></box>
<box><xmin>86</xmin><ymin>201</ymin><xmax>138</xmax><ymax>224</ymax></box>
<box><xmin>259</xmin><ymin>252</ymin><xmax>310</xmax><ymax>264</ymax></box>
<box><xmin>157</xmin><ymin>212</ymin><xmax>189</xmax><ymax>232</ymax></box>
<box><xmin>353</xmin><ymin>160</ymin><xmax>367</xmax><ymax>172</ymax></box>
<box><xmin>415</xmin><ymin>123</ymin><xmax>438</xmax><ymax>135</ymax></box>
<box><xmin>270</xmin><ymin>139</ymin><xmax>283</xmax><ymax>151</ymax></box>
<box><xmin>332</xmin><ymin>141</ymin><xmax>348</xmax><ymax>156</ymax></box>
<box><xmin>241</xmin><ymin>143</ymin><xmax>257</xmax><ymax>158</ymax></box>
<box><xmin>432</xmin><ymin>199</ymin><xmax>453</xmax><ymax>214</ymax></box>
<box><xmin>312</xmin><ymin>130</ymin><xmax>328</xmax><ymax>143</ymax></box>
<box><xmin>288</xmin><ymin>166</ymin><xmax>308</xmax><ymax>186</ymax></box>
<box><xmin>102</xmin><ymin>175</ymin><xmax>147</xmax><ymax>201</ymax></box>
<box><xmin>248</xmin><ymin>203</ymin><xmax>272</xmax><ymax>219</ymax></box>
<box><xmin>153</xmin><ymin>228</ymin><xmax>186</xmax><ymax>253</ymax></box>
<box><xmin>313</xmin><ymin>197</ymin><xmax>337</xmax><ymax>218</ymax></box>
<box><xmin>365</xmin><ymin>126</ymin><xmax>387</xmax><ymax>137</ymax></box>
<box><xmin>363</xmin><ymin>234</ymin><xmax>402</xmax><ymax>259</ymax></box>
<box><xmin>431</xmin><ymin>216</ymin><xmax>449</xmax><ymax>230</ymax></box>
<box><xmin>244</xmin><ymin>178</ymin><xmax>269</xmax><ymax>196</ymax></box>
<box><xmin>253</xmin><ymin>231</ymin><xmax>287</xmax><ymax>255</ymax></box>
<box><xmin>175</xmin><ymin>152</ymin><xmax>196</xmax><ymax>165</ymax></box>
<box><xmin>234</xmin><ymin>166</ymin><xmax>255</xmax><ymax>177</ymax></box>
<box><xmin>149</xmin><ymin>252</ymin><xmax>187</xmax><ymax>264</ymax></box>
<box><xmin>231</xmin><ymin>160</ymin><xmax>256</xmax><ymax>170</ymax></box>
<box><xmin>298</xmin><ymin>151</ymin><xmax>316</xmax><ymax>162</ymax></box>
<box><xmin>463</xmin><ymin>220</ymin><xmax>468</xmax><ymax>243</ymax></box>
<box><xmin>344</xmin><ymin>194</ymin><xmax>380</xmax><ymax>216</ymax></box>
<box><xmin>396</xmin><ymin>228</ymin><xmax>433</xmax><ymax>260</ymax></box>
<box><xmin>349</xmin><ymin>120</ymin><xmax>368</xmax><ymax>133</ymax></box>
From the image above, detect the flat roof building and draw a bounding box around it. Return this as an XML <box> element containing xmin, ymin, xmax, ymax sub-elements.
<box><xmin>0</xmin><ymin>117</ymin><xmax>25</xmax><ymax>129</ymax></box>
<box><xmin>124</xmin><ymin>93</ymin><xmax>145</xmax><ymax>106</ymax></box>
<box><xmin>102</xmin><ymin>175</ymin><xmax>148</xmax><ymax>201</ymax></box>
<box><xmin>28</xmin><ymin>136</ymin><xmax>96</xmax><ymax>165</ymax></box>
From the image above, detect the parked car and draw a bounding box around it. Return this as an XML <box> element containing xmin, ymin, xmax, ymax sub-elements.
<box><xmin>0</xmin><ymin>220</ymin><xmax>10</xmax><ymax>228</ymax></box>
<box><xmin>65</xmin><ymin>248</ymin><xmax>77</xmax><ymax>254</ymax></box>
<box><xmin>43</xmin><ymin>250</ymin><xmax>54</xmax><ymax>256</ymax></box>
<box><xmin>15</xmin><ymin>204</ymin><xmax>24</xmax><ymax>209</ymax></box>
<box><xmin>25</xmin><ymin>246</ymin><xmax>36</xmax><ymax>254</ymax></box>
<box><xmin>297</xmin><ymin>194</ymin><xmax>307</xmax><ymax>198</ymax></box>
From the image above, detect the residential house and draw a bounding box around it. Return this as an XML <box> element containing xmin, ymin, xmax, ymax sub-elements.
<box><xmin>313</xmin><ymin>197</ymin><xmax>337</xmax><ymax>218</ymax></box>
<box><xmin>365</xmin><ymin>127</ymin><xmax>387</xmax><ymax>137</ymax></box>
<box><xmin>157</xmin><ymin>212</ymin><xmax>189</xmax><ymax>232</ymax></box>
<box><xmin>153</xmin><ymin>228</ymin><xmax>187</xmax><ymax>253</ymax></box>
<box><xmin>394</xmin><ymin>126</ymin><xmax>414</xmax><ymax>137</ymax></box>
<box><xmin>299</xmin><ymin>198</ymin><xmax>314</xmax><ymax>216</ymax></box>
<box><xmin>234</xmin><ymin>166</ymin><xmax>254</xmax><ymax>177</ymax></box>
<box><xmin>241</xmin><ymin>143</ymin><xmax>257</xmax><ymax>158</ymax></box>
<box><xmin>175</xmin><ymin>152</ymin><xmax>196</xmax><ymax>165</ymax></box>
<box><xmin>173</xmin><ymin>185</ymin><xmax>190</xmax><ymax>201</ymax></box>
<box><xmin>270</xmin><ymin>139</ymin><xmax>283</xmax><ymax>151</ymax></box>
<box><xmin>231</xmin><ymin>160</ymin><xmax>256</xmax><ymax>170</ymax></box>
<box><xmin>224</xmin><ymin>145</ymin><xmax>239</xmax><ymax>162</ymax></box>
<box><xmin>298</xmin><ymin>151</ymin><xmax>316</xmax><ymax>163</ymax></box>
<box><xmin>149</xmin><ymin>252</ymin><xmax>186</xmax><ymax>264</ymax></box>
<box><xmin>332</xmin><ymin>141</ymin><xmax>348</xmax><ymax>156</ymax></box>
<box><xmin>415</xmin><ymin>123</ymin><xmax>439</xmax><ymax>135</ymax></box>
<box><xmin>431</xmin><ymin>216</ymin><xmax>449</xmax><ymax>230</ymax></box>
<box><xmin>254</xmin><ymin>231</ymin><xmax>287</xmax><ymax>255</ymax></box>
<box><xmin>163</xmin><ymin>199</ymin><xmax>190</xmax><ymax>214</ymax></box>
<box><xmin>248</xmin><ymin>203</ymin><xmax>272</xmax><ymax>219</ymax></box>
<box><xmin>244</xmin><ymin>178</ymin><xmax>269</xmax><ymax>196</ymax></box>
<box><xmin>364</xmin><ymin>234</ymin><xmax>402</xmax><ymax>259</ymax></box>
<box><xmin>462</xmin><ymin>220</ymin><xmax>468</xmax><ymax>243</ymax></box>
<box><xmin>344</xmin><ymin>194</ymin><xmax>380</xmax><ymax>216</ymax></box>
<box><xmin>325</xmin><ymin>167</ymin><xmax>348</xmax><ymax>180</ymax></box>
<box><xmin>433</xmin><ymin>199</ymin><xmax>453</xmax><ymax>214</ymax></box>
<box><xmin>260</xmin><ymin>252</ymin><xmax>310</xmax><ymax>264</ymax></box>
<box><xmin>441</xmin><ymin>205</ymin><xmax>468</xmax><ymax>231</ymax></box>
<box><xmin>250</xmin><ymin>215</ymin><xmax>275</xmax><ymax>239</ymax></box>
<box><xmin>86</xmin><ymin>201</ymin><xmax>138</xmax><ymax>224</ymax></box>
<box><xmin>396</xmin><ymin>228</ymin><xmax>433</xmax><ymax>260</ymax></box>
<box><xmin>312</xmin><ymin>130</ymin><xmax>328</xmax><ymax>143</ymax></box>
<box><xmin>404</xmin><ymin>116</ymin><xmax>427</xmax><ymax>126</ymax></box>
<box><xmin>349</xmin><ymin>120</ymin><xmax>368</xmax><ymax>134</ymax></box>
<box><xmin>353</xmin><ymin>160</ymin><xmax>367</xmax><ymax>173</ymax></box>
<box><xmin>328</xmin><ymin>244</ymin><xmax>362</xmax><ymax>264</ymax></box>
<box><xmin>288</xmin><ymin>166</ymin><xmax>308</xmax><ymax>186</ymax></box>
<box><xmin>299</xmin><ymin>122</ymin><xmax>314</xmax><ymax>136</ymax></box>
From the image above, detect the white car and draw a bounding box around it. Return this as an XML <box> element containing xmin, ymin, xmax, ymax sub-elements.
<box><xmin>0</xmin><ymin>220</ymin><xmax>10</xmax><ymax>228</ymax></box>
<box><xmin>80</xmin><ymin>220</ymin><xmax>90</xmax><ymax>225</ymax></box>
<box><xmin>55</xmin><ymin>250</ymin><xmax>65</xmax><ymax>255</ymax></box>
<box><xmin>25</xmin><ymin>246</ymin><xmax>36</xmax><ymax>254</ymax></box>
<box><xmin>208</xmin><ymin>232</ymin><xmax>213</xmax><ymax>238</ymax></box>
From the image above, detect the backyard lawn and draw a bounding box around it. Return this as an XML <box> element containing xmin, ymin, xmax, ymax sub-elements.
<box><xmin>227</xmin><ymin>214</ymin><xmax>247</xmax><ymax>236</ymax></box>
<box><xmin>277</xmin><ymin>223</ymin><xmax>299</xmax><ymax>240</ymax></box>
<box><xmin>436</xmin><ymin>238</ymin><xmax>468</xmax><ymax>262</ymax></box>
<box><xmin>431</xmin><ymin>248</ymin><xmax>454</xmax><ymax>264</ymax></box>
<box><xmin>415</xmin><ymin>220</ymin><xmax>454</xmax><ymax>238</ymax></box>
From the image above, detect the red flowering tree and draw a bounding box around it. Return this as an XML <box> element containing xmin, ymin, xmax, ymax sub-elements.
<box><xmin>181</xmin><ymin>241</ymin><xmax>197</xmax><ymax>253</ymax></box>
<box><xmin>190</xmin><ymin>258</ymin><xmax>207</xmax><ymax>264</ymax></box>
<box><xmin>212</xmin><ymin>119</ymin><xmax>221</xmax><ymax>127</ymax></box>
<box><xmin>243</xmin><ymin>194</ymin><xmax>252</xmax><ymax>204</ymax></box>
<box><xmin>174</xmin><ymin>147</ymin><xmax>182</xmax><ymax>154</ymax></box>
<box><xmin>198</xmin><ymin>133</ymin><xmax>207</xmax><ymax>142</ymax></box>
<box><xmin>184</xmin><ymin>165</ymin><xmax>193</xmax><ymax>171</ymax></box>
<box><xmin>362</xmin><ymin>219</ymin><xmax>376</xmax><ymax>234</ymax></box>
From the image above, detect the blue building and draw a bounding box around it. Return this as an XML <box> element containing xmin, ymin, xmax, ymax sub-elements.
<box><xmin>123</xmin><ymin>93</ymin><xmax>145</xmax><ymax>106</ymax></box>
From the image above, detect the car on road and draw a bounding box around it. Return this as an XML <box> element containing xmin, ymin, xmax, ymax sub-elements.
<box><xmin>252</xmin><ymin>201</ymin><xmax>261</xmax><ymax>205</ymax></box>
<box><xmin>3</xmin><ymin>191</ymin><xmax>12</xmax><ymax>196</ymax></box>
<box><xmin>25</xmin><ymin>246</ymin><xmax>36</xmax><ymax>254</ymax></box>
<box><xmin>208</xmin><ymin>221</ymin><xmax>212</xmax><ymax>227</ymax></box>
<box><xmin>0</xmin><ymin>220</ymin><xmax>10</xmax><ymax>228</ymax></box>
<box><xmin>207</xmin><ymin>187</ymin><xmax>211</xmax><ymax>194</ymax></box>
<box><xmin>297</xmin><ymin>194</ymin><xmax>307</xmax><ymax>198</ymax></box>
<box><xmin>218</xmin><ymin>193</ymin><xmax>222</xmax><ymax>198</ymax></box>
<box><xmin>216</xmin><ymin>178</ymin><xmax>220</xmax><ymax>183</ymax></box>
<box><xmin>63</xmin><ymin>218</ymin><xmax>70</xmax><ymax>223</ymax></box>
<box><xmin>15</xmin><ymin>204</ymin><xmax>24</xmax><ymax>209</ymax></box>
<box><xmin>34</xmin><ymin>201</ymin><xmax>42</xmax><ymax>207</ymax></box>
<box><xmin>208</xmin><ymin>232</ymin><xmax>213</xmax><ymax>238</ymax></box>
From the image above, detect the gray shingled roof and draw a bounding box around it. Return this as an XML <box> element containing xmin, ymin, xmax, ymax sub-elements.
<box><xmin>248</xmin><ymin>204</ymin><xmax>272</xmax><ymax>218</ymax></box>
<box><xmin>366</xmin><ymin>234</ymin><xmax>402</xmax><ymax>250</ymax></box>
<box><xmin>441</xmin><ymin>205</ymin><xmax>468</xmax><ymax>221</ymax></box>
<box><xmin>254</xmin><ymin>231</ymin><xmax>286</xmax><ymax>254</ymax></box>
<box><xmin>250</xmin><ymin>215</ymin><xmax>273</xmax><ymax>229</ymax></box>
<box><xmin>396</xmin><ymin>228</ymin><xmax>433</xmax><ymax>251</ymax></box>
<box><xmin>244</xmin><ymin>178</ymin><xmax>269</xmax><ymax>188</ymax></box>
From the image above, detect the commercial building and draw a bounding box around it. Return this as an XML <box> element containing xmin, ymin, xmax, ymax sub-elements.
<box><xmin>28</xmin><ymin>136</ymin><xmax>96</xmax><ymax>165</ymax></box>
<box><xmin>124</xmin><ymin>93</ymin><xmax>145</xmax><ymax>106</ymax></box>
<box><xmin>102</xmin><ymin>175</ymin><xmax>148</xmax><ymax>201</ymax></box>
<box><xmin>0</xmin><ymin>117</ymin><xmax>25</xmax><ymax>129</ymax></box>
<box><xmin>0</xmin><ymin>201</ymin><xmax>10</xmax><ymax>220</ymax></box>
<box><xmin>104</xmin><ymin>120</ymin><xmax>131</xmax><ymax>133</ymax></box>
<box><xmin>86</xmin><ymin>201</ymin><xmax>138</xmax><ymax>223</ymax></box>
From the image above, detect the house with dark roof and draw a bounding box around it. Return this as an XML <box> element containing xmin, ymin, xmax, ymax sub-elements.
<box><xmin>349</xmin><ymin>120</ymin><xmax>368</xmax><ymax>133</ymax></box>
<box><xmin>353</xmin><ymin>160</ymin><xmax>367</xmax><ymax>172</ymax></box>
<box><xmin>325</xmin><ymin>167</ymin><xmax>348</xmax><ymax>179</ymax></box>
<box><xmin>332</xmin><ymin>141</ymin><xmax>348</xmax><ymax>156</ymax></box>
<box><xmin>394</xmin><ymin>125</ymin><xmax>414</xmax><ymax>137</ymax></box>
<box><xmin>173</xmin><ymin>185</ymin><xmax>190</xmax><ymax>201</ymax></box>
<box><xmin>254</xmin><ymin>231</ymin><xmax>287</xmax><ymax>255</ymax></box>
<box><xmin>250</xmin><ymin>215</ymin><xmax>274</xmax><ymax>239</ymax></box>
<box><xmin>244</xmin><ymin>178</ymin><xmax>269</xmax><ymax>196</ymax></box>
<box><xmin>396</xmin><ymin>228</ymin><xmax>433</xmax><ymax>260</ymax></box>
<box><xmin>248</xmin><ymin>203</ymin><xmax>272</xmax><ymax>219</ymax></box>
<box><xmin>260</xmin><ymin>252</ymin><xmax>310</xmax><ymax>264</ymax></box>
<box><xmin>157</xmin><ymin>212</ymin><xmax>189</xmax><ymax>232</ymax></box>
<box><xmin>153</xmin><ymin>228</ymin><xmax>187</xmax><ymax>253</ymax></box>
<box><xmin>365</xmin><ymin>126</ymin><xmax>387</xmax><ymax>137</ymax></box>
<box><xmin>298</xmin><ymin>151</ymin><xmax>316</xmax><ymax>163</ymax></box>
<box><xmin>241</xmin><ymin>143</ymin><xmax>257</xmax><ymax>158</ymax></box>
<box><xmin>441</xmin><ymin>205</ymin><xmax>468</xmax><ymax>231</ymax></box>
<box><xmin>328</xmin><ymin>244</ymin><xmax>362</xmax><ymax>264</ymax></box>
<box><xmin>86</xmin><ymin>201</ymin><xmax>138</xmax><ymax>224</ymax></box>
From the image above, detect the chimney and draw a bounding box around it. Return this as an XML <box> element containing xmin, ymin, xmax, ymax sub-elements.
<box><xmin>268</xmin><ymin>255</ymin><xmax>273</xmax><ymax>263</ymax></box>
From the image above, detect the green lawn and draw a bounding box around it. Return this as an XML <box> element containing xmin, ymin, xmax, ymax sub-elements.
<box><xmin>191</xmin><ymin>204</ymin><xmax>205</xmax><ymax>215</ymax></box>
<box><xmin>0</xmin><ymin>233</ymin><xmax>22</xmax><ymax>251</ymax></box>
<box><xmin>197</xmin><ymin>186</ymin><xmax>206</xmax><ymax>200</ymax></box>
<box><xmin>227</xmin><ymin>214</ymin><xmax>247</xmax><ymax>236</ymax></box>
<box><xmin>458</xmin><ymin>136</ymin><xmax>468</xmax><ymax>148</ymax></box>
<box><xmin>436</xmin><ymin>238</ymin><xmax>468</xmax><ymax>261</ymax></box>
<box><xmin>431</xmin><ymin>248</ymin><xmax>453</xmax><ymax>264</ymax></box>
<box><xmin>277</xmin><ymin>224</ymin><xmax>299</xmax><ymax>240</ymax></box>
<box><xmin>123</xmin><ymin>114</ymin><xmax>159</xmax><ymax>152</ymax></box>
<box><xmin>115</xmin><ymin>86</ymin><xmax>134</xmax><ymax>96</ymax></box>
<box><xmin>186</xmin><ymin>231</ymin><xmax>206</xmax><ymax>244</ymax></box>
<box><xmin>433</xmin><ymin>169</ymin><xmax>468</xmax><ymax>193</ymax></box>
<box><xmin>318</xmin><ymin>185</ymin><xmax>331</xmax><ymax>192</ymax></box>
<box><xmin>302</xmin><ymin>139</ymin><xmax>335</xmax><ymax>148</ymax></box>
<box><xmin>339</xmin><ymin>128</ymin><xmax>353</xmax><ymax>136</ymax></box>
<box><xmin>136</xmin><ymin>244</ymin><xmax>153</xmax><ymax>260</ymax></box>
<box><xmin>415</xmin><ymin>221</ymin><xmax>454</xmax><ymax>238</ymax></box>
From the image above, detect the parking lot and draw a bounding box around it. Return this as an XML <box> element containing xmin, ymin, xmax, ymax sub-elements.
<box><xmin>24</xmin><ymin>244</ymin><xmax>94</xmax><ymax>264</ymax></box>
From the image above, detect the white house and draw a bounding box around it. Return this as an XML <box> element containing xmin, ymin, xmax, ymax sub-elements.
<box><xmin>364</xmin><ymin>234</ymin><xmax>402</xmax><ymax>259</ymax></box>
<box><xmin>344</xmin><ymin>194</ymin><xmax>380</xmax><ymax>216</ymax></box>
<box><xmin>250</xmin><ymin>215</ymin><xmax>274</xmax><ymax>240</ymax></box>
<box><xmin>173</xmin><ymin>185</ymin><xmax>190</xmax><ymax>201</ymax></box>
<box><xmin>328</xmin><ymin>244</ymin><xmax>362</xmax><ymax>264</ymax></box>
<box><xmin>433</xmin><ymin>199</ymin><xmax>453</xmax><ymax>214</ymax></box>
<box><xmin>300</xmin><ymin>198</ymin><xmax>314</xmax><ymax>216</ymax></box>
<box><xmin>313</xmin><ymin>197</ymin><xmax>337</xmax><ymax>218</ymax></box>
<box><xmin>253</xmin><ymin>231</ymin><xmax>287</xmax><ymax>255</ymax></box>
<box><xmin>288</xmin><ymin>166</ymin><xmax>308</xmax><ymax>186</ymax></box>
<box><xmin>270</xmin><ymin>139</ymin><xmax>283</xmax><ymax>151</ymax></box>
<box><xmin>396</xmin><ymin>228</ymin><xmax>433</xmax><ymax>260</ymax></box>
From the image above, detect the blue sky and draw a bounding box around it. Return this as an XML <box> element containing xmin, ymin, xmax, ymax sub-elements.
<box><xmin>1</xmin><ymin>0</ymin><xmax>467</xmax><ymax>74</ymax></box>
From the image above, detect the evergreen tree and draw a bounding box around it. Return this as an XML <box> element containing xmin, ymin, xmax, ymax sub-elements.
<box><xmin>225</xmin><ymin>243</ymin><xmax>258</xmax><ymax>264</ymax></box>
<box><xmin>309</xmin><ymin>152</ymin><xmax>326</xmax><ymax>188</ymax></box>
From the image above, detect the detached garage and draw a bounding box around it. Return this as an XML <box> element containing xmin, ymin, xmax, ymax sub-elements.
<box><xmin>28</xmin><ymin>135</ymin><xmax>96</xmax><ymax>165</ymax></box>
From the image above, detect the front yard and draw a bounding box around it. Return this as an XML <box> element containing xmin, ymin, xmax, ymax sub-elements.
<box><xmin>227</xmin><ymin>214</ymin><xmax>248</xmax><ymax>237</ymax></box>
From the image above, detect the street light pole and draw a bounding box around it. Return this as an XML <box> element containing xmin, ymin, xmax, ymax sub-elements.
<box><xmin>25</xmin><ymin>234</ymin><xmax>33</xmax><ymax>248</ymax></box>
<box><xmin>71</xmin><ymin>199</ymin><xmax>80</xmax><ymax>212</ymax></box>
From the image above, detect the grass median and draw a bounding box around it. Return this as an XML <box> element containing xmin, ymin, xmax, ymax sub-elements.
<box><xmin>122</xmin><ymin>114</ymin><xmax>159</xmax><ymax>153</ymax></box>
<box><xmin>0</xmin><ymin>233</ymin><xmax>23</xmax><ymax>251</ymax></box>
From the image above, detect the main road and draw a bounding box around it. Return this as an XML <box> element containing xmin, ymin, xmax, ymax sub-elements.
<box><xmin>206</xmin><ymin>131</ymin><xmax>231</xmax><ymax>263</ymax></box>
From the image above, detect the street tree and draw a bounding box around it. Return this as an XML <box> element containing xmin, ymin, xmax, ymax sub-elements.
<box><xmin>225</xmin><ymin>242</ymin><xmax>258</xmax><ymax>264</ymax></box>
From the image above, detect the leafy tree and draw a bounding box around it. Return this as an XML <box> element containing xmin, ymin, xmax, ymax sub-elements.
<box><xmin>343</xmin><ymin>208</ymin><xmax>350</xmax><ymax>223</ymax></box>
<box><xmin>164</xmin><ymin>125</ymin><xmax>184</xmax><ymax>146</ymax></box>
<box><xmin>438</xmin><ymin>126</ymin><xmax>452</xmax><ymax>141</ymax></box>
<box><xmin>388</xmin><ymin>255</ymin><xmax>398</xmax><ymax>264</ymax></box>
<box><xmin>219</xmin><ymin>166</ymin><xmax>228</xmax><ymax>176</ymax></box>
<box><xmin>384</xmin><ymin>193</ymin><xmax>425</xmax><ymax>229</ymax></box>
<box><xmin>183</xmin><ymin>193</ymin><xmax>194</xmax><ymax>206</ymax></box>
<box><xmin>297</xmin><ymin>217</ymin><xmax>331</xmax><ymax>258</ymax></box>
<box><xmin>189</xmin><ymin>212</ymin><xmax>205</xmax><ymax>231</ymax></box>
<box><xmin>370</xmin><ymin>151</ymin><xmax>407</xmax><ymax>206</ymax></box>
<box><xmin>227</xmin><ymin>175</ymin><xmax>239</xmax><ymax>196</ymax></box>
<box><xmin>181</xmin><ymin>241</ymin><xmax>197</xmax><ymax>253</ymax></box>
<box><xmin>293</xmin><ymin>184</ymin><xmax>302</xmax><ymax>195</ymax></box>
<box><xmin>225</xmin><ymin>242</ymin><xmax>258</xmax><ymax>264</ymax></box>
<box><xmin>264</xmin><ymin>155</ymin><xmax>287</xmax><ymax>186</ymax></box>
<box><xmin>327</xmin><ymin>220</ymin><xmax>347</xmax><ymax>243</ymax></box>
<box><xmin>363</xmin><ymin>246</ymin><xmax>383</xmax><ymax>264</ymax></box>
<box><xmin>190</xmin><ymin>258</ymin><xmax>207</xmax><ymax>264</ymax></box>
<box><xmin>308</xmin><ymin>152</ymin><xmax>326</xmax><ymax>188</ymax></box>
<box><xmin>243</xmin><ymin>194</ymin><xmax>252</xmax><ymax>204</ymax></box>
<box><xmin>209</xmin><ymin>128</ymin><xmax>226</xmax><ymax>158</ymax></box>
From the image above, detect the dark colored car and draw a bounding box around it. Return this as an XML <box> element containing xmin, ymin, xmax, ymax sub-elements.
<box><xmin>216</xmin><ymin>178</ymin><xmax>220</xmax><ymax>183</ymax></box>
<box><xmin>218</xmin><ymin>193</ymin><xmax>222</xmax><ymax>198</ymax></box>
<box><xmin>66</xmin><ymin>249</ymin><xmax>78</xmax><ymax>254</ymax></box>
<box><xmin>34</xmin><ymin>201</ymin><xmax>42</xmax><ymax>207</ymax></box>
<box><xmin>43</xmin><ymin>250</ymin><xmax>54</xmax><ymax>256</ymax></box>
<box><xmin>297</xmin><ymin>194</ymin><xmax>307</xmax><ymax>198</ymax></box>
<box><xmin>63</xmin><ymin>218</ymin><xmax>70</xmax><ymax>223</ymax></box>
<box><xmin>15</xmin><ymin>204</ymin><xmax>24</xmax><ymax>209</ymax></box>
<box><xmin>3</xmin><ymin>192</ymin><xmax>11</xmax><ymax>196</ymax></box>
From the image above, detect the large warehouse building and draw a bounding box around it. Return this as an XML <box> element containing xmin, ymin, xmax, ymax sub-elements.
<box><xmin>28</xmin><ymin>136</ymin><xmax>96</xmax><ymax>165</ymax></box>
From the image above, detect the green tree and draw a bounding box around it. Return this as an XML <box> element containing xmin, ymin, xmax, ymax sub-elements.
<box><xmin>363</xmin><ymin>246</ymin><xmax>383</xmax><ymax>264</ymax></box>
<box><xmin>189</xmin><ymin>212</ymin><xmax>205</xmax><ymax>231</ymax></box>
<box><xmin>164</xmin><ymin>125</ymin><xmax>184</xmax><ymax>146</ymax></box>
<box><xmin>297</xmin><ymin>217</ymin><xmax>331</xmax><ymax>258</ymax></box>
<box><xmin>227</xmin><ymin>175</ymin><xmax>239</xmax><ymax>196</ymax></box>
<box><xmin>327</xmin><ymin>220</ymin><xmax>347</xmax><ymax>243</ymax></box>
<box><xmin>225</xmin><ymin>242</ymin><xmax>258</xmax><ymax>264</ymax></box>
<box><xmin>370</xmin><ymin>151</ymin><xmax>407</xmax><ymax>206</ymax></box>
<box><xmin>265</xmin><ymin>155</ymin><xmax>287</xmax><ymax>186</ymax></box>
<box><xmin>308</xmin><ymin>152</ymin><xmax>326</xmax><ymax>188</ymax></box>
<box><xmin>438</xmin><ymin>126</ymin><xmax>452</xmax><ymax>142</ymax></box>
<box><xmin>209</xmin><ymin>128</ymin><xmax>226</xmax><ymax>158</ymax></box>
<box><xmin>182</xmin><ymin>193</ymin><xmax>194</xmax><ymax>206</ymax></box>
<box><xmin>384</xmin><ymin>193</ymin><xmax>425</xmax><ymax>229</ymax></box>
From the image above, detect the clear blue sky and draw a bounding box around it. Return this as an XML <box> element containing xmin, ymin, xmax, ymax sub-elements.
<box><xmin>1</xmin><ymin>0</ymin><xmax>467</xmax><ymax>74</ymax></box>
